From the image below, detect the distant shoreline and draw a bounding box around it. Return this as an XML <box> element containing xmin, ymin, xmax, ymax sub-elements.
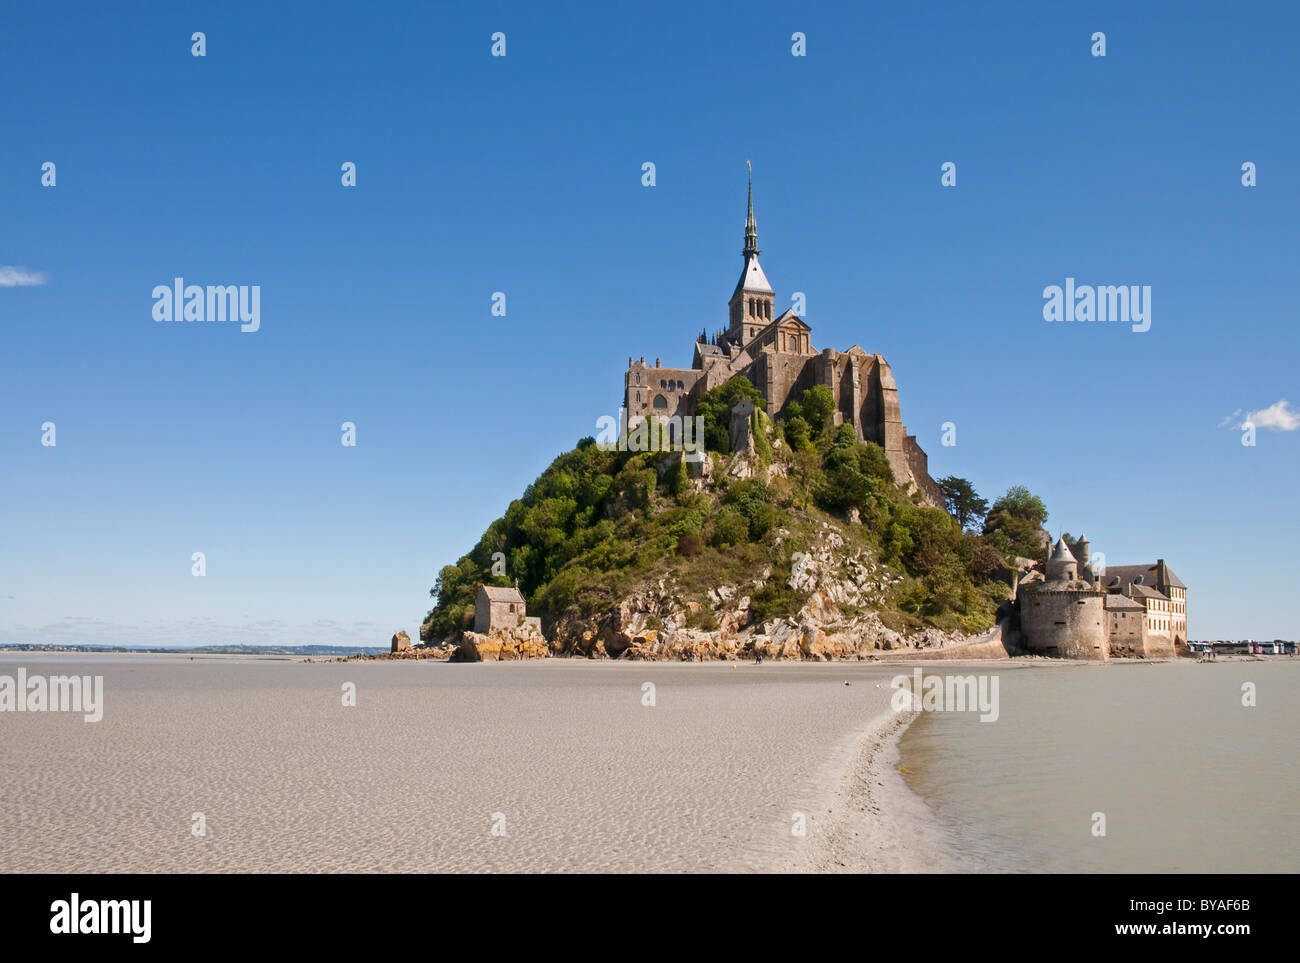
<box><xmin>5</xmin><ymin>645</ymin><xmax>1291</xmax><ymax>667</ymax></box>
<box><xmin>0</xmin><ymin>644</ymin><xmax>386</xmax><ymax>658</ymax></box>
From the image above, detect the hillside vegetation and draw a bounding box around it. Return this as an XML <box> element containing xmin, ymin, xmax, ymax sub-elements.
<box><xmin>422</xmin><ymin>379</ymin><xmax>1048</xmax><ymax>645</ymax></box>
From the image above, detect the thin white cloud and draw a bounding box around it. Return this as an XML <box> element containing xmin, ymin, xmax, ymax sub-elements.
<box><xmin>1244</xmin><ymin>399</ymin><xmax>1299</xmax><ymax>431</ymax></box>
<box><xmin>0</xmin><ymin>266</ymin><xmax>47</xmax><ymax>287</ymax></box>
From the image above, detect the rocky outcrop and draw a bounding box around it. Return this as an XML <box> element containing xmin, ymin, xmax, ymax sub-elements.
<box><xmin>452</xmin><ymin>624</ymin><xmax>550</xmax><ymax>662</ymax></box>
<box><xmin>729</xmin><ymin>400</ymin><xmax>756</xmax><ymax>455</ymax></box>
<box><xmin>548</xmin><ymin>524</ymin><xmax>998</xmax><ymax>661</ymax></box>
<box><xmin>391</xmin><ymin>630</ymin><xmax>411</xmax><ymax>653</ymax></box>
<box><xmin>335</xmin><ymin>641</ymin><xmax>455</xmax><ymax>662</ymax></box>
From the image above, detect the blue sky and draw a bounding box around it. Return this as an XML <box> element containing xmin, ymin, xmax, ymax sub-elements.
<box><xmin>1</xmin><ymin>0</ymin><xmax>1296</xmax><ymax>645</ymax></box>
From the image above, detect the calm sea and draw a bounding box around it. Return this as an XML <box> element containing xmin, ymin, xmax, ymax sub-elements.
<box><xmin>897</xmin><ymin>659</ymin><xmax>1299</xmax><ymax>872</ymax></box>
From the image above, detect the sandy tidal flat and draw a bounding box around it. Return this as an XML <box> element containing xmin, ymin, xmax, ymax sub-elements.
<box><xmin>0</xmin><ymin>657</ymin><xmax>942</xmax><ymax>873</ymax></box>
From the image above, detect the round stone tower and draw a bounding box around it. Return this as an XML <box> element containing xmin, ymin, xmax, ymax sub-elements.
<box><xmin>1019</xmin><ymin>582</ymin><xmax>1109</xmax><ymax>659</ymax></box>
<box><xmin>1075</xmin><ymin>532</ymin><xmax>1097</xmax><ymax>581</ymax></box>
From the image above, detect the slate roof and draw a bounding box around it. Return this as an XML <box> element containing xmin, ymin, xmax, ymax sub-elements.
<box><xmin>732</xmin><ymin>252</ymin><xmax>773</xmax><ymax>298</ymax></box>
<box><xmin>1104</xmin><ymin>562</ymin><xmax>1185</xmax><ymax>592</ymax></box>
<box><xmin>1050</xmin><ymin>538</ymin><xmax>1075</xmax><ymax>562</ymax></box>
<box><xmin>479</xmin><ymin>585</ymin><xmax>524</xmax><ymax>604</ymax></box>
<box><xmin>1104</xmin><ymin>594</ymin><xmax>1145</xmax><ymax>612</ymax></box>
<box><xmin>1124</xmin><ymin>582</ymin><xmax>1170</xmax><ymax>603</ymax></box>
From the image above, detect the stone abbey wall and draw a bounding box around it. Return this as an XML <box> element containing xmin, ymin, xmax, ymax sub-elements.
<box><xmin>625</xmin><ymin>360</ymin><xmax>704</xmax><ymax>424</ymax></box>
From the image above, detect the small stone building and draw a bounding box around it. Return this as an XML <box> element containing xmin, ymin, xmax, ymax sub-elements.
<box><xmin>1104</xmin><ymin>594</ymin><xmax>1147</xmax><ymax>657</ymax></box>
<box><xmin>474</xmin><ymin>584</ymin><xmax>541</xmax><ymax>635</ymax></box>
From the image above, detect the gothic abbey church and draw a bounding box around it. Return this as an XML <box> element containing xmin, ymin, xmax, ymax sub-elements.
<box><xmin>622</xmin><ymin>177</ymin><xmax>942</xmax><ymax>505</ymax></box>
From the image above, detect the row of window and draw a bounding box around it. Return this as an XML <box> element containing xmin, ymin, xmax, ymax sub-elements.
<box><xmin>748</xmin><ymin>298</ymin><xmax>771</xmax><ymax>319</ymax></box>
<box><xmin>632</xmin><ymin>373</ymin><xmax>687</xmax><ymax>391</ymax></box>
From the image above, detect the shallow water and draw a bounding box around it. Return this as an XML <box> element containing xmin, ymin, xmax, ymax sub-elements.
<box><xmin>896</xmin><ymin>660</ymin><xmax>1299</xmax><ymax>872</ymax></box>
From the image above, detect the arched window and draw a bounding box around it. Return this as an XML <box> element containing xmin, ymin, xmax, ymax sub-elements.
<box><xmin>660</xmin><ymin>379</ymin><xmax>666</xmax><ymax>388</ymax></box>
<box><xmin>765</xmin><ymin>302</ymin><xmax>771</xmax><ymax>319</ymax></box>
<box><xmin>653</xmin><ymin>395</ymin><xmax>668</xmax><ymax>409</ymax></box>
<box><xmin>677</xmin><ymin>380</ymin><xmax>684</xmax><ymax>390</ymax></box>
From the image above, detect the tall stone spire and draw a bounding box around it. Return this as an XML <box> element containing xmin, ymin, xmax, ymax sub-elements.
<box><xmin>743</xmin><ymin>161</ymin><xmax>759</xmax><ymax>256</ymax></box>
<box><xmin>728</xmin><ymin>162</ymin><xmax>773</xmax><ymax>337</ymax></box>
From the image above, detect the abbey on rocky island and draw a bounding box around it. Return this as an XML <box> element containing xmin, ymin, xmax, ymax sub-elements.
<box><xmin>622</xmin><ymin>172</ymin><xmax>941</xmax><ymax>505</ymax></box>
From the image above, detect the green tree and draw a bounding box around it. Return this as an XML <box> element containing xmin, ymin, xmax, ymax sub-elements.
<box><xmin>710</xmin><ymin>506</ymin><xmax>750</xmax><ymax>548</ymax></box>
<box><xmin>724</xmin><ymin>479</ymin><xmax>773</xmax><ymax>518</ymax></box>
<box><xmin>797</xmin><ymin>384</ymin><xmax>836</xmax><ymax>439</ymax></box>
<box><xmin>988</xmin><ymin>485</ymin><xmax>1048</xmax><ymax>525</ymax></box>
<box><xmin>783</xmin><ymin>416</ymin><xmax>812</xmax><ymax>452</ymax></box>
<box><xmin>969</xmin><ymin>539</ymin><xmax>1006</xmax><ymax>582</ymax></box>
<box><xmin>666</xmin><ymin>458</ymin><xmax>689</xmax><ymax>497</ymax></box>
<box><xmin>938</xmin><ymin>476</ymin><xmax>989</xmax><ymax>532</ymax></box>
<box><xmin>695</xmin><ymin>376</ymin><xmax>765</xmax><ymax>453</ymax></box>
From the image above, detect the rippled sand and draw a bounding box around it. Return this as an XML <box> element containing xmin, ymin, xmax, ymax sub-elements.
<box><xmin>0</xmin><ymin>657</ymin><xmax>940</xmax><ymax>873</ymax></box>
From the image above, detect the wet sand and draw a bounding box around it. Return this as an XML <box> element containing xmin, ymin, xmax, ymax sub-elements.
<box><xmin>0</xmin><ymin>657</ymin><xmax>940</xmax><ymax>873</ymax></box>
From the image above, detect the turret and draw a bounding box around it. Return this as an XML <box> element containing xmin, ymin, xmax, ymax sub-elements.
<box><xmin>1046</xmin><ymin>536</ymin><xmax>1078</xmax><ymax>582</ymax></box>
<box><xmin>1074</xmin><ymin>533</ymin><xmax>1091</xmax><ymax>565</ymax></box>
<box><xmin>1074</xmin><ymin>533</ymin><xmax>1097</xmax><ymax>582</ymax></box>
